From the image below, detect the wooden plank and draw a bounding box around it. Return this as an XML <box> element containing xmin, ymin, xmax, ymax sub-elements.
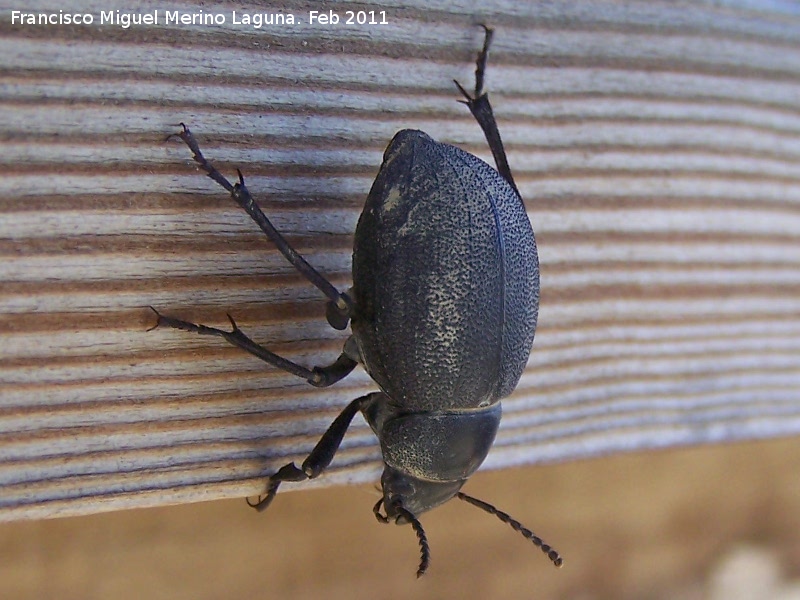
<box><xmin>2</xmin><ymin>0</ymin><xmax>800</xmax><ymax>521</ymax></box>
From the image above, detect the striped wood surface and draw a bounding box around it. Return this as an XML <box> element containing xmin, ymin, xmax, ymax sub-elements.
<box><xmin>2</xmin><ymin>0</ymin><xmax>800</xmax><ymax>521</ymax></box>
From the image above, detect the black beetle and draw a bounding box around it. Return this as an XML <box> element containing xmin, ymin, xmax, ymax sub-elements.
<box><xmin>152</xmin><ymin>26</ymin><xmax>561</xmax><ymax>576</ymax></box>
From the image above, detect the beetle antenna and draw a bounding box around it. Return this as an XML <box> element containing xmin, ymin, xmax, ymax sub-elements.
<box><xmin>373</xmin><ymin>499</ymin><xmax>430</xmax><ymax>577</ymax></box>
<box><xmin>456</xmin><ymin>492</ymin><xmax>563</xmax><ymax>568</ymax></box>
<box><xmin>396</xmin><ymin>506</ymin><xmax>431</xmax><ymax>578</ymax></box>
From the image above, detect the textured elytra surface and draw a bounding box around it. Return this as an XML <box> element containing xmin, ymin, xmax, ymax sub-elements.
<box><xmin>352</xmin><ymin>130</ymin><xmax>539</xmax><ymax>412</ymax></box>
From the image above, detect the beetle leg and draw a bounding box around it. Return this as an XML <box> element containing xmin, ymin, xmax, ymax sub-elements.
<box><xmin>453</xmin><ymin>25</ymin><xmax>521</xmax><ymax>198</ymax></box>
<box><xmin>173</xmin><ymin>123</ymin><xmax>354</xmax><ymax>320</ymax></box>
<box><xmin>149</xmin><ymin>307</ymin><xmax>357</xmax><ymax>387</ymax></box>
<box><xmin>247</xmin><ymin>393</ymin><xmax>378</xmax><ymax>511</ymax></box>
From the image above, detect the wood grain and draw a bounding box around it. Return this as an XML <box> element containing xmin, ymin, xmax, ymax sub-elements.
<box><xmin>2</xmin><ymin>0</ymin><xmax>799</xmax><ymax>521</ymax></box>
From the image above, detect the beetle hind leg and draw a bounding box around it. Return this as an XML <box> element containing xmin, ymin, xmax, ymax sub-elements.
<box><xmin>454</xmin><ymin>25</ymin><xmax>520</xmax><ymax>197</ymax></box>
<box><xmin>172</xmin><ymin>124</ymin><xmax>354</xmax><ymax>321</ymax></box>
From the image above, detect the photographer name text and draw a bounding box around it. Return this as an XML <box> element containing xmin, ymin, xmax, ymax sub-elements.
<box><xmin>11</xmin><ymin>9</ymin><xmax>388</xmax><ymax>28</ymax></box>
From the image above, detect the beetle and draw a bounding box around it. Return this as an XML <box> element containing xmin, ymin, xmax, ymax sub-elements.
<box><xmin>152</xmin><ymin>26</ymin><xmax>562</xmax><ymax>576</ymax></box>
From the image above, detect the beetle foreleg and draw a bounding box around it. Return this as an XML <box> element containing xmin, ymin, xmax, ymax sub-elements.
<box><xmin>247</xmin><ymin>393</ymin><xmax>377</xmax><ymax>511</ymax></box>
<box><xmin>453</xmin><ymin>25</ymin><xmax>520</xmax><ymax>198</ymax></box>
<box><xmin>173</xmin><ymin>124</ymin><xmax>353</xmax><ymax>319</ymax></box>
<box><xmin>148</xmin><ymin>307</ymin><xmax>357</xmax><ymax>386</ymax></box>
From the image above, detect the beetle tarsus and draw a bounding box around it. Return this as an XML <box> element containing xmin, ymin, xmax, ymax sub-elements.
<box><xmin>148</xmin><ymin>306</ymin><xmax>220</xmax><ymax>337</ymax></box>
<box><xmin>174</xmin><ymin>124</ymin><xmax>235</xmax><ymax>193</ymax></box>
<box><xmin>245</xmin><ymin>495</ymin><xmax>268</xmax><ymax>510</ymax></box>
<box><xmin>474</xmin><ymin>24</ymin><xmax>493</xmax><ymax>96</ymax></box>
<box><xmin>453</xmin><ymin>25</ymin><xmax>520</xmax><ymax>197</ymax></box>
<box><xmin>247</xmin><ymin>463</ymin><xmax>304</xmax><ymax>511</ymax></box>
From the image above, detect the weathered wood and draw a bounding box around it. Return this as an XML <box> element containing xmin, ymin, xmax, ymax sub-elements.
<box><xmin>2</xmin><ymin>0</ymin><xmax>799</xmax><ymax>521</ymax></box>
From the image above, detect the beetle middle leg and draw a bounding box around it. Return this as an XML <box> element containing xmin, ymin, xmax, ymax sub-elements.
<box><xmin>454</xmin><ymin>25</ymin><xmax>521</xmax><ymax>198</ymax></box>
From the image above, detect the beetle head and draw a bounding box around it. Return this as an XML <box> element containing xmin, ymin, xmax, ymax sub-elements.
<box><xmin>378</xmin><ymin>465</ymin><xmax>466</xmax><ymax>521</ymax></box>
